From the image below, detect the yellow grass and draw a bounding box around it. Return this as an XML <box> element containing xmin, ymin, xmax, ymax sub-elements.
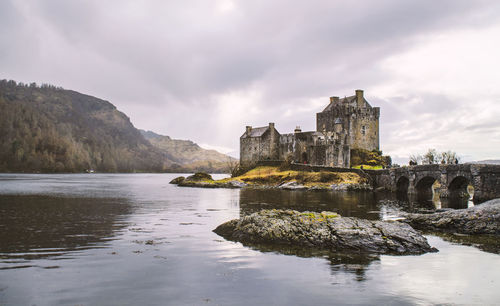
<box><xmin>352</xmin><ymin>164</ymin><xmax>383</xmax><ymax>170</ymax></box>
<box><xmin>216</xmin><ymin>166</ymin><xmax>366</xmax><ymax>186</ymax></box>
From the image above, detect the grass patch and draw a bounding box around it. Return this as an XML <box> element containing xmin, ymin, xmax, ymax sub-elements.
<box><xmin>352</xmin><ymin>165</ymin><xmax>383</xmax><ymax>170</ymax></box>
<box><xmin>215</xmin><ymin>166</ymin><xmax>366</xmax><ymax>187</ymax></box>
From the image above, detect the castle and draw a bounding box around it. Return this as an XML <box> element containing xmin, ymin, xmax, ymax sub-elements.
<box><xmin>240</xmin><ymin>90</ymin><xmax>380</xmax><ymax>168</ymax></box>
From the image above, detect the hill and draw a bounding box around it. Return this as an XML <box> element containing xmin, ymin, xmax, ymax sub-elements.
<box><xmin>469</xmin><ymin>160</ymin><xmax>500</xmax><ymax>165</ymax></box>
<box><xmin>0</xmin><ymin>80</ymin><xmax>235</xmax><ymax>173</ymax></box>
<box><xmin>141</xmin><ymin>130</ymin><xmax>237</xmax><ymax>173</ymax></box>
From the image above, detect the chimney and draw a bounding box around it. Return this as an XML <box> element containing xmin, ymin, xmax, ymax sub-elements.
<box><xmin>329</xmin><ymin>96</ymin><xmax>339</xmax><ymax>104</ymax></box>
<box><xmin>355</xmin><ymin>89</ymin><xmax>364</xmax><ymax>108</ymax></box>
<box><xmin>294</xmin><ymin>126</ymin><xmax>302</xmax><ymax>133</ymax></box>
<box><xmin>269</xmin><ymin>122</ymin><xmax>275</xmax><ymax>130</ymax></box>
<box><xmin>246</xmin><ymin>126</ymin><xmax>252</xmax><ymax>135</ymax></box>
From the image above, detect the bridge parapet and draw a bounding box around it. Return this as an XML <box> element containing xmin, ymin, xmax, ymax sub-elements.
<box><xmin>368</xmin><ymin>164</ymin><xmax>500</xmax><ymax>203</ymax></box>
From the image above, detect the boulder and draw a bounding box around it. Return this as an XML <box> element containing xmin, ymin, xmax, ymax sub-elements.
<box><xmin>330</xmin><ymin>183</ymin><xmax>372</xmax><ymax>191</ymax></box>
<box><xmin>169</xmin><ymin>176</ymin><xmax>185</xmax><ymax>184</ymax></box>
<box><xmin>330</xmin><ymin>183</ymin><xmax>348</xmax><ymax>191</ymax></box>
<box><xmin>185</xmin><ymin>172</ymin><xmax>213</xmax><ymax>181</ymax></box>
<box><xmin>279</xmin><ymin>181</ymin><xmax>306</xmax><ymax>190</ymax></box>
<box><xmin>403</xmin><ymin>199</ymin><xmax>500</xmax><ymax>235</ymax></box>
<box><xmin>214</xmin><ymin>209</ymin><xmax>437</xmax><ymax>255</ymax></box>
<box><xmin>228</xmin><ymin>180</ymin><xmax>247</xmax><ymax>188</ymax></box>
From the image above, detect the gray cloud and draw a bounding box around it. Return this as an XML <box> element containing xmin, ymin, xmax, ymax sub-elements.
<box><xmin>1</xmin><ymin>0</ymin><xmax>500</xmax><ymax>160</ymax></box>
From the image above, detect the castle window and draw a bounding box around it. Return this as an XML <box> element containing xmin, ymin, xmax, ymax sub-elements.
<box><xmin>361</xmin><ymin>125</ymin><xmax>366</xmax><ymax>135</ymax></box>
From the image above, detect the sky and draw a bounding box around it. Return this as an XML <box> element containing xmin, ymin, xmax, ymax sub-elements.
<box><xmin>1</xmin><ymin>0</ymin><xmax>500</xmax><ymax>163</ymax></box>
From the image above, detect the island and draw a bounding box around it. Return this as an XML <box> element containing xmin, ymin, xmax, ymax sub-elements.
<box><xmin>169</xmin><ymin>166</ymin><xmax>372</xmax><ymax>191</ymax></box>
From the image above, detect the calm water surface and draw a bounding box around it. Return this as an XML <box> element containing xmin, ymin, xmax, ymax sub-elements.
<box><xmin>0</xmin><ymin>174</ymin><xmax>499</xmax><ymax>306</ymax></box>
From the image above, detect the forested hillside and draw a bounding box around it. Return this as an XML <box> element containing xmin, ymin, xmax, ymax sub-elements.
<box><xmin>0</xmin><ymin>80</ymin><xmax>236</xmax><ymax>173</ymax></box>
<box><xmin>0</xmin><ymin>80</ymin><xmax>166</xmax><ymax>172</ymax></box>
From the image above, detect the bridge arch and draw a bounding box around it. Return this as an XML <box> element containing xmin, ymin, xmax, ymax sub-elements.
<box><xmin>396</xmin><ymin>176</ymin><xmax>409</xmax><ymax>194</ymax></box>
<box><xmin>448</xmin><ymin>175</ymin><xmax>472</xmax><ymax>198</ymax></box>
<box><xmin>415</xmin><ymin>176</ymin><xmax>438</xmax><ymax>198</ymax></box>
<box><xmin>371</xmin><ymin>164</ymin><xmax>500</xmax><ymax>203</ymax></box>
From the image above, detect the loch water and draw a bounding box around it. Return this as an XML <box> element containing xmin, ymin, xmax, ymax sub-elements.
<box><xmin>0</xmin><ymin>173</ymin><xmax>499</xmax><ymax>306</ymax></box>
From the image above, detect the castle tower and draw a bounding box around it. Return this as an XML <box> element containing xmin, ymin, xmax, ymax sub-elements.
<box><xmin>316</xmin><ymin>90</ymin><xmax>379</xmax><ymax>151</ymax></box>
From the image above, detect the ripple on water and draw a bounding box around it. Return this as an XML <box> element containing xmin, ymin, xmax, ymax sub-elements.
<box><xmin>0</xmin><ymin>173</ymin><xmax>498</xmax><ymax>306</ymax></box>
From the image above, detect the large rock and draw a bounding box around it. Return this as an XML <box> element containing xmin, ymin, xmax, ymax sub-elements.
<box><xmin>170</xmin><ymin>175</ymin><xmax>246</xmax><ymax>189</ymax></box>
<box><xmin>214</xmin><ymin>209</ymin><xmax>437</xmax><ymax>255</ymax></box>
<box><xmin>403</xmin><ymin>198</ymin><xmax>500</xmax><ymax>235</ymax></box>
<box><xmin>278</xmin><ymin>181</ymin><xmax>307</xmax><ymax>190</ymax></box>
<box><xmin>169</xmin><ymin>176</ymin><xmax>185</xmax><ymax>184</ymax></box>
<box><xmin>185</xmin><ymin>172</ymin><xmax>213</xmax><ymax>181</ymax></box>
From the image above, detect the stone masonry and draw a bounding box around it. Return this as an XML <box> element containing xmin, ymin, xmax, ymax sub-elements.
<box><xmin>240</xmin><ymin>90</ymin><xmax>380</xmax><ymax>168</ymax></box>
<box><xmin>367</xmin><ymin>164</ymin><xmax>500</xmax><ymax>203</ymax></box>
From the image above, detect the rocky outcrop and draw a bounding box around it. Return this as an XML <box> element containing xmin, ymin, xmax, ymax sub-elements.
<box><xmin>169</xmin><ymin>176</ymin><xmax>185</xmax><ymax>184</ymax></box>
<box><xmin>185</xmin><ymin>172</ymin><xmax>213</xmax><ymax>181</ymax></box>
<box><xmin>403</xmin><ymin>199</ymin><xmax>500</xmax><ymax>235</ymax></box>
<box><xmin>278</xmin><ymin>181</ymin><xmax>307</xmax><ymax>190</ymax></box>
<box><xmin>169</xmin><ymin>173</ymin><xmax>247</xmax><ymax>189</ymax></box>
<box><xmin>214</xmin><ymin>209</ymin><xmax>437</xmax><ymax>255</ymax></box>
<box><xmin>178</xmin><ymin>180</ymin><xmax>246</xmax><ymax>189</ymax></box>
<box><xmin>170</xmin><ymin>176</ymin><xmax>371</xmax><ymax>191</ymax></box>
<box><xmin>278</xmin><ymin>182</ymin><xmax>372</xmax><ymax>191</ymax></box>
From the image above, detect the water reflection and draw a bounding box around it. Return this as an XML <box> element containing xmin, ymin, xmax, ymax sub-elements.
<box><xmin>0</xmin><ymin>174</ymin><xmax>499</xmax><ymax>305</ymax></box>
<box><xmin>0</xmin><ymin>195</ymin><xmax>132</xmax><ymax>267</ymax></box>
<box><xmin>229</xmin><ymin>242</ymin><xmax>380</xmax><ymax>282</ymax></box>
<box><xmin>239</xmin><ymin>189</ymin><xmax>381</xmax><ymax>219</ymax></box>
<box><xmin>238</xmin><ymin>188</ymin><xmax>470</xmax><ymax>221</ymax></box>
<box><xmin>432</xmin><ymin>233</ymin><xmax>500</xmax><ymax>254</ymax></box>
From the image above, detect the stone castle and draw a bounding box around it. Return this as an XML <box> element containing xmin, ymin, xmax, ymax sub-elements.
<box><xmin>240</xmin><ymin>90</ymin><xmax>380</xmax><ymax>168</ymax></box>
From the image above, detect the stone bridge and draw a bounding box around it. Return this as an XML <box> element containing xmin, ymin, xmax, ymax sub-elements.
<box><xmin>367</xmin><ymin>164</ymin><xmax>500</xmax><ymax>203</ymax></box>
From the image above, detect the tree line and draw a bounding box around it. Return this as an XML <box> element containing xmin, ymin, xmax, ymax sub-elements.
<box><xmin>409</xmin><ymin>148</ymin><xmax>460</xmax><ymax>166</ymax></box>
<box><xmin>0</xmin><ymin>79</ymin><xmax>166</xmax><ymax>173</ymax></box>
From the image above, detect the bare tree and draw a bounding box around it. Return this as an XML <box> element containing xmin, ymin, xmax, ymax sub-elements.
<box><xmin>410</xmin><ymin>149</ymin><xmax>461</xmax><ymax>166</ymax></box>
<box><xmin>441</xmin><ymin>150</ymin><xmax>460</xmax><ymax>164</ymax></box>
<box><xmin>409</xmin><ymin>154</ymin><xmax>422</xmax><ymax>165</ymax></box>
<box><xmin>226</xmin><ymin>157</ymin><xmax>240</xmax><ymax>177</ymax></box>
<box><xmin>423</xmin><ymin>148</ymin><xmax>439</xmax><ymax>164</ymax></box>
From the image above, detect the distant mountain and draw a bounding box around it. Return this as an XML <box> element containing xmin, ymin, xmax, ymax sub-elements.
<box><xmin>0</xmin><ymin>80</ymin><xmax>235</xmax><ymax>173</ymax></box>
<box><xmin>140</xmin><ymin>130</ymin><xmax>237</xmax><ymax>173</ymax></box>
<box><xmin>469</xmin><ymin>160</ymin><xmax>500</xmax><ymax>165</ymax></box>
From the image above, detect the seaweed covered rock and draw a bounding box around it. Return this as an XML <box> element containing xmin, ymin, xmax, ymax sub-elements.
<box><xmin>169</xmin><ymin>176</ymin><xmax>185</xmax><ymax>184</ymax></box>
<box><xmin>403</xmin><ymin>199</ymin><xmax>500</xmax><ymax>235</ymax></box>
<box><xmin>186</xmin><ymin>172</ymin><xmax>213</xmax><ymax>181</ymax></box>
<box><xmin>170</xmin><ymin>172</ymin><xmax>218</xmax><ymax>188</ymax></box>
<box><xmin>214</xmin><ymin>209</ymin><xmax>437</xmax><ymax>255</ymax></box>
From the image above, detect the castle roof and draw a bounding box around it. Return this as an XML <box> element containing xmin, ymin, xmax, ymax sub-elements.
<box><xmin>322</xmin><ymin>95</ymin><xmax>372</xmax><ymax>112</ymax></box>
<box><xmin>241</xmin><ymin>126</ymin><xmax>269</xmax><ymax>138</ymax></box>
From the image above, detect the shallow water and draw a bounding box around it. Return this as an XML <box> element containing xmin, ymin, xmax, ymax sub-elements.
<box><xmin>0</xmin><ymin>173</ymin><xmax>499</xmax><ymax>305</ymax></box>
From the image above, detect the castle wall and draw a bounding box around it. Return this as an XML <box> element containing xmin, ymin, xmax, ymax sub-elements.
<box><xmin>349</xmin><ymin>107</ymin><xmax>379</xmax><ymax>151</ymax></box>
<box><xmin>268</xmin><ymin>124</ymin><xmax>280</xmax><ymax>160</ymax></box>
<box><xmin>240</xmin><ymin>90</ymin><xmax>379</xmax><ymax>168</ymax></box>
<box><xmin>294</xmin><ymin>132</ymin><xmax>315</xmax><ymax>163</ymax></box>
<box><xmin>240</xmin><ymin>126</ymin><xmax>280</xmax><ymax>167</ymax></box>
<box><xmin>311</xmin><ymin>142</ymin><xmax>350</xmax><ymax>167</ymax></box>
<box><xmin>279</xmin><ymin>133</ymin><xmax>295</xmax><ymax>161</ymax></box>
<box><xmin>240</xmin><ymin>136</ymin><xmax>265</xmax><ymax>167</ymax></box>
<box><xmin>316</xmin><ymin>107</ymin><xmax>346</xmax><ymax>133</ymax></box>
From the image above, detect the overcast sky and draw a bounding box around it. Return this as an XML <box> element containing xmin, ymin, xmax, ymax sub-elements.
<box><xmin>1</xmin><ymin>0</ymin><xmax>500</xmax><ymax>162</ymax></box>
